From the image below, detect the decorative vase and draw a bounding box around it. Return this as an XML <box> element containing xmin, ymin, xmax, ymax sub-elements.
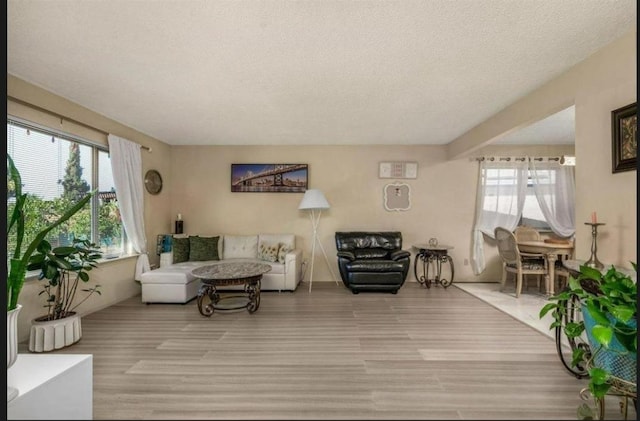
<box><xmin>29</xmin><ymin>312</ymin><xmax>82</xmax><ymax>353</ymax></box>
<box><xmin>7</xmin><ymin>304</ymin><xmax>22</xmax><ymax>402</ymax></box>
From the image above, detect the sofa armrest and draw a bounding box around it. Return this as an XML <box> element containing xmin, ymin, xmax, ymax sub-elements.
<box><xmin>337</xmin><ymin>251</ymin><xmax>356</xmax><ymax>261</ymax></box>
<box><xmin>389</xmin><ymin>250</ymin><xmax>411</xmax><ymax>261</ymax></box>
<box><xmin>284</xmin><ymin>248</ymin><xmax>303</xmax><ymax>290</ymax></box>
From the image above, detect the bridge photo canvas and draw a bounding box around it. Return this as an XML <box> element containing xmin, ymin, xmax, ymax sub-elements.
<box><xmin>231</xmin><ymin>164</ymin><xmax>308</xmax><ymax>193</ymax></box>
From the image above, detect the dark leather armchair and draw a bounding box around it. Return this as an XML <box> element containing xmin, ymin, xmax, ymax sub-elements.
<box><xmin>335</xmin><ymin>232</ymin><xmax>411</xmax><ymax>294</ymax></box>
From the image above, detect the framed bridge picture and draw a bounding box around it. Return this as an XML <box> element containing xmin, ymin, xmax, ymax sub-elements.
<box><xmin>231</xmin><ymin>164</ymin><xmax>308</xmax><ymax>193</ymax></box>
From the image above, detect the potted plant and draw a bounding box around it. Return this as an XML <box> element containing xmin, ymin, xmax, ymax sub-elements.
<box><xmin>27</xmin><ymin>237</ymin><xmax>102</xmax><ymax>352</ymax></box>
<box><xmin>7</xmin><ymin>154</ymin><xmax>94</xmax><ymax>359</ymax></box>
<box><xmin>539</xmin><ymin>263</ymin><xmax>637</xmax><ymax>419</ymax></box>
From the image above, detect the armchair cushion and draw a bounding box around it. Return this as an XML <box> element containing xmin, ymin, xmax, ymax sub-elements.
<box><xmin>337</xmin><ymin>251</ymin><xmax>355</xmax><ymax>261</ymax></box>
<box><xmin>354</xmin><ymin>248</ymin><xmax>389</xmax><ymax>259</ymax></box>
<box><xmin>389</xmin><ymin>250</ymin><xmax>411</xmax><ymax>261</ymax></box>
<box><xmin>347</xmin><ymin>260</ymin><xmax>407</xmax><ymax>272</ymax></box>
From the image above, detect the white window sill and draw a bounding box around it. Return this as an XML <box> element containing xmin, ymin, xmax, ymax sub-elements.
<box><xmin>98</xmin><ymin>253</ymin><xmax>139</xmax><ymax>264</ymax></box>
<box><xmin>24</xmin><ymin>253</ymin><xmax>139</xmax><ymax>282</ymax></box>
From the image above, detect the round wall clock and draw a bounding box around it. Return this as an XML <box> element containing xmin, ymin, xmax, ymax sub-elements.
<box><xmin>144</xmin><ymin>169</ymin><xmax>163</xmax><ymax>195</ymax></box>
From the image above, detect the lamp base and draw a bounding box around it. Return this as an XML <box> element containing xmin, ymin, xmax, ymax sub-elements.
<box><xmin>306</xmin><ymin>210</ymin><xmax>339</xmax><ymax>293</ymax></box>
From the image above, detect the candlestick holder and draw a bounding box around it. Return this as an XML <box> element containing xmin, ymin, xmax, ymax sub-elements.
<box><xmin>584</xmin><ymin>222</ymin><xmax>604</xmax><ymax>270</ymax></box>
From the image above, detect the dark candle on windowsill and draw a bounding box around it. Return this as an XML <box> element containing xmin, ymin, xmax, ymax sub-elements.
<box><xmin>175</xmin><ymin>213</ymin><xmax>184</xmax><ymax>234</ymax></box>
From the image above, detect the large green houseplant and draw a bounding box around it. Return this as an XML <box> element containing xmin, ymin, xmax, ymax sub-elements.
<box><xmin>27</xmin><ymin>237</ymin><xmax>102</xmax><ymax>321</ymax></box>
<box><xmin>7</xmin><ymin>153</ymin><xmax>94</xmax><ymax>312</ymax></box>
<box><xmin>540</xmin><ymin>263</ymin><xmax>637</xmax><ymax>418</ymax></box>
<box><xmin>7</xmin><ymin>154</ymin><xmax>96</xmax><ymax>360</ymax></box>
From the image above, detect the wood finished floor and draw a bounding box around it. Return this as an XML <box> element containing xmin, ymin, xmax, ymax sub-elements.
<box><xmin>24</xmin><ymin>282</ymin><xmax>636</xmax><ymax>420</ymax></box>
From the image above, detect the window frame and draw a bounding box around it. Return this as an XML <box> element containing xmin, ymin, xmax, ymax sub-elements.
<box><xmin>7</xmin><ymin>115</ymin><xmax>126</xmax><ymax>255</ymax></box>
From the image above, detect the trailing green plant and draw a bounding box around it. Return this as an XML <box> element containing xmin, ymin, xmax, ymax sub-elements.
<box><xmin>7</xmin><ymin>153</ymin><xmax>94</xmax><ymax>312</ymax></box>
<box><xmin>540</xmin><ymin>263</ymin><xmax>637</xmax><ymax>409</ymax></box>
<box><xmin>27</xmin><ymin>237</ymin><xmax>102</xmax><ymax>320</ymax></box>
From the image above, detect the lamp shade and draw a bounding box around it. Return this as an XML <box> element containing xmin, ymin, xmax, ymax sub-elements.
<box><xmin>298</xmin><ymin>189</ymin><xmax>330</xmax><ymax>210</ymax></box>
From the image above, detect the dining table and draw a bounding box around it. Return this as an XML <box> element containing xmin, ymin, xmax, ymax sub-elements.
<box><xmin>517</xmin><ymin>240</ymin><xmax>574</xmax><ymax>296</ymax></box>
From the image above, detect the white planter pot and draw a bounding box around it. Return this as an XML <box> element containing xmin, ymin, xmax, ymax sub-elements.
<box><xmin>29</xmin><ymin>313</ymin><xmax>82</xmax><ymax>353</ymax></box>
<box><xmin>7</xmin><ymin>304</ymin><xmax>22</xmax><ymax>401</ymax></box>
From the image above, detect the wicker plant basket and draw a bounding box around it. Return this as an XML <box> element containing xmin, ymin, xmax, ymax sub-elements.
<box><xmin>581</xmin><ymin>304</ymin><xmax>637</xmax><ymax>386</ymax></box>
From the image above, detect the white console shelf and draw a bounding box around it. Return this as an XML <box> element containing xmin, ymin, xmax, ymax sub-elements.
<box><xmin>7</xmin><ymin>354</ymin><xmax>93</xmax><ymax>420</ymax></box>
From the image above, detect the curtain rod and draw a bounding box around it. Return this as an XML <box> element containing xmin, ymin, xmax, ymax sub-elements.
<box><xmin>8</xmin><ymin>95</ymin><xmax>151</xmax><ymax>152</ymax></box>
<box><xmin>474</xmin><ymin>156</ymin><xmax>561</xmax><ymax>162</ymax></box>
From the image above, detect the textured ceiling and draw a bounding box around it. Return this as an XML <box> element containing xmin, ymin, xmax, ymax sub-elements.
<box><xmin>7</xmin><ymin>1</ymin><xmax>636</xmax><ymax>146</ymax></box>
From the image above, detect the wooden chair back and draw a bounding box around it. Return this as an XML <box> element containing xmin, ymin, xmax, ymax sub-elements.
<box><xmin>514</xmin><ymin>226</ymin><xmax>541</xmax><ymax>242</ymax></box>
<box><xmin>495</xmin><ymin>227</ymin><xmax>520</xmax><ymax>265</ymax></box>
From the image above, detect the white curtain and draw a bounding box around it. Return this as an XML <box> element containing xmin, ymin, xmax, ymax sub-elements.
<box><xmin>529</xmin><ymin>159</ymin><xmax>576</xmax><ymax>238</ymax></box>
<box><xmin>471</xmin><ymin>159</ymin><xmax>529</xmax><ymax>275</ymax></box>
<box><xmin>108</xmin><ymin>134</ymin><xmax>150</xmax><ymax>280</ymax></box>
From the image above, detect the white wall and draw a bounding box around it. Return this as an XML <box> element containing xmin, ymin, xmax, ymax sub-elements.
<box><xmin>170</xmin><ymin>144</ymin><xmax>572</xmax><ymax>286</ymax></box>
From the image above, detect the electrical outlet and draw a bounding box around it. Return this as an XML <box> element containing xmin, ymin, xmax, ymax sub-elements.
<box><xmin>464</xmin><ymin>258</ymin><xmax>469</xmax><ymax>266</ymax></box>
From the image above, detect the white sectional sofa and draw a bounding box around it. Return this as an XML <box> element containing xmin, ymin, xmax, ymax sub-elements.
<box><xmin>139</xmin><ymin>234</ymin><xmax>303</xmax><ymax>303</ymax></box>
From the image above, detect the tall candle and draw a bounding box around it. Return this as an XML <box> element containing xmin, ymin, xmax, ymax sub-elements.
<box><xmin>591</xmin><ymin>212</ymin><xmax>597</xmax><ymax>224</ymax></box>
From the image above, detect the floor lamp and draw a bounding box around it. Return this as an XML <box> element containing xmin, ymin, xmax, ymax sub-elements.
<box><xmin>298</xmin><ymin>189</ymin><xmax>339</xmax><ymax>292</ymax></box>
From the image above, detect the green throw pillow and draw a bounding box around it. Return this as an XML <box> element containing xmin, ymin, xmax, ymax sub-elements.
<box><xmin>258</xmin><ymin>242</ymin><xmax>280</xmax><ymax>263</ymax></box>
<box><xmin>189</xmin><ymin>236</ymin><xmax>220</xmax><ymax>261</ymax></box>
<box><xmin>172</xmin><ymin>237</ymin><xmax>190</xmax><ymax>263</ymax></box>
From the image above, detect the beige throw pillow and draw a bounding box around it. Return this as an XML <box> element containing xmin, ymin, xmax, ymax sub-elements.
<box><xmin>258</xmin><ymin>242</ymin><xmax>280</xmax><ymax>263</ymax></box>
<box><xmin>277</xmin><ymin>244</ymin><xmax>292</xmax><ymax>264</ymax></box>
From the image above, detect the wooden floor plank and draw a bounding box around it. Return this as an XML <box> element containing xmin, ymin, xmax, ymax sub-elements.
<box><xmin>24</xmin><ymin>282</ymin><xmax>635</xmax><ymax>420</ymax></box>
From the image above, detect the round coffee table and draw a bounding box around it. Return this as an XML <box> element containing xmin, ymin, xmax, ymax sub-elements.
<box><xmin>192</xmin><ymin>262</ymin><xmax>272</xmax><ymax>316</ymax></box>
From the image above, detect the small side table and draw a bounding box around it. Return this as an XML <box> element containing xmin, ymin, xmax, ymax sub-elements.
<box><xmin>412</xmin><ymin>243</ymin><xmax>455</xmax><ymax>288</ymax></box>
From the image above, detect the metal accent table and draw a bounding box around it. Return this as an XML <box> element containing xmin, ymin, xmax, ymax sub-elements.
<box><xmin>412</xmin><ymin>243</ymin><xmax>454</xmax><ymax>288</ymax></box>
<box><xmin>192</xmin><ymin>262</ymin><xmax>272</xmax><ymax>316</ymax></box>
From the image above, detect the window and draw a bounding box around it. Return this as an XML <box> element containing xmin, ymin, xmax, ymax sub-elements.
<box><xmin>521</xmin><ymin>172</ymin><xmax>553</xmax><ymax>231</ymax></box>
<box><xmin>482</xmin><ymin>167</ymin><xmax>522</xmax><ymax>219</ymax></box>
<box><xmin>472</xmin><ymin>158</ymin><xmax>575</xmax><ymax>274</ymax></box>
<box><xmin>482</xmin><ymin>167</ymin><xmax>553</xmax><ymax>231</ymax></box>
<box><xmin>7</xmin><ymin>118</ymin><xmax>127</xmax><ymax>259</ymax></box>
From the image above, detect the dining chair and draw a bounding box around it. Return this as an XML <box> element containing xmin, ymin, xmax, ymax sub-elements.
<box><xmin>494</xmin><ymin>227</ymin><xmax>548</xmax><ymax>298</ymax></box>
<box><xmin>514</xmin><ymin>225</ymin><xmax>542</xmax><ymax>242</ymax></box>
<box><xmin>517</xmin><ymin>226</ymin><xmax>573</xmax><ymax>292</ymax></box>
<box><xmin>513</xmin><ymin>225</ymin><xmax>547</xmax><ymax>291</ymax></box>
<box><xmin>553</xmin><ymin>261</ymin><xmax>571</xmax><ymax>292</ymax></box>
<box><xmin>546</xmin><ymin>236</ymin><xmax>575</xmax><ymax>290</ymax></box>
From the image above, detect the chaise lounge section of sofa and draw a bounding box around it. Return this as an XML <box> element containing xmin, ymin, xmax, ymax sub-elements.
<box><xmin>139</xmin><ymin>233</ymin><xmax>303</xmax><ymax>303</ymax></box>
